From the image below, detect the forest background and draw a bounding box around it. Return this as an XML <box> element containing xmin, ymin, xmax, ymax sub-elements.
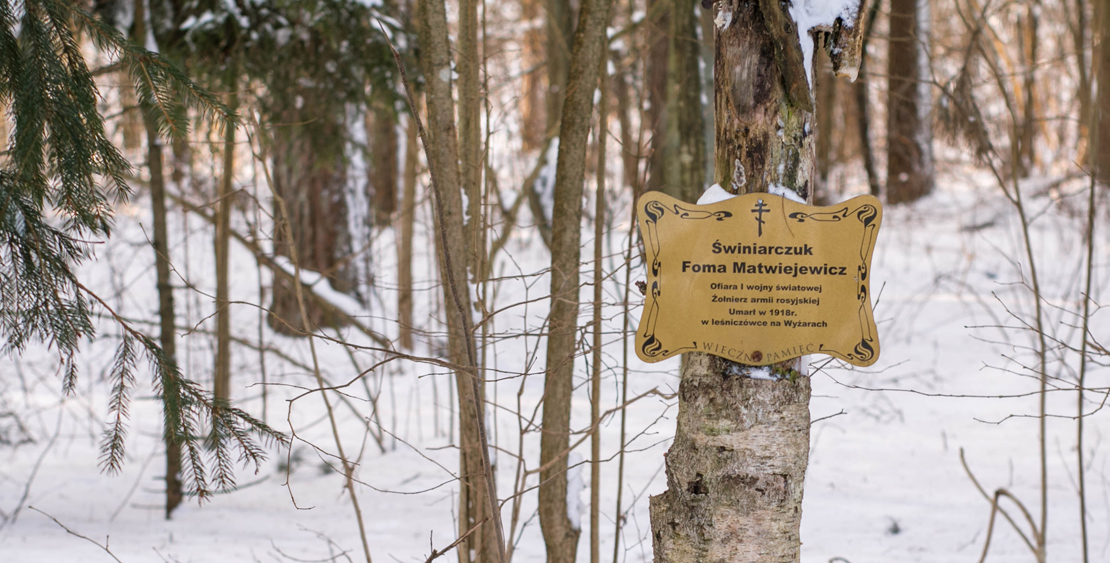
<box><xmin>1</xmin><ymin>0</ymin><xmax>1109</xmax><ymax>562</ymax></box>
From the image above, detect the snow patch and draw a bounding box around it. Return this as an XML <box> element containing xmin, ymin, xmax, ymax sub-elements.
<box><xmin>697</xmin><ymin>184</ymin><xmax>736</xmax><ymax>205</ymax></box>
<box><xmin>714</xmin><ymin>5</ymin><xmax>733</xmax><ymax>30</ymax></box>
<box><xmin>768</xmin><ymin>183</ymin><xmax>807</xmax><ymax>204</ymax></box>
<box><xmin>271</xmin><ymin>256</ymin><xmax>367</xmax><ymax>319</ymax></box>
<box><xmin>566</xmin><ymin>452</ymin><xmax>584</xmax><ymax>531</ymax></box>
<box><xmin>486</xmin><ymin>410</ymin><xmax>497</xmax><ymax>468</ymax></box>
<box><xmin>746</xmin><ymin>366</ymin><xmax>775</xmax><ymax>380</ymax></box>
<box><xmin>142</xmin><ymin>0</ymin><xmax>158</xmax><ymax>53</ymax></box>
<box><xmin>532</xmin><ymin>138</ymin><xmax>560</xmax><ymax>224</ymax></box>
<box><xmin>788</xmin><ymin>0</ymin><xmax>860</xmax><ymax>87</ymax></box>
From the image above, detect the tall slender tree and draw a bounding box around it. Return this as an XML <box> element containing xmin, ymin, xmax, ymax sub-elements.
<box><xmin>1097</xmin><ymin>0</ymin><xmax>1110</xmax><ymax>184</ymax></box>
<box><xmin>367</xmin><ymin>104</ymin><xmax>399</xmax><ymax>227</ymax></box>
<box><xmin>413</xmin><ymin>0</ymin><xmax>503</xmax><ymax>560</ymax></box>
<box><xmin>644</xmin><ymin>0</ymin><xmax>670</xmax><ymax>194</ymax></box>
<box><xmin>539</xmin><ymin>0</ymin><xmax>613</xmax><ymax>562</ymax></box>
<box><xmin>887</xmin><ymin>0</ymin><xmax>933</xmax><ymax>203</ymax></box>
<box><xmin>131</xmin><ymin>0</ymin><xmax>183</xmax><ymax>518</ymax></box>
<box><xmin>459</xmin><ymin>0</ymin><xmax>483</xmax><ymax>280</ymax></box>
<box><xmin>854</xmin><ymin>0</ymin><xmax>882</xmax><ymax>197</ymax></box>
<box><xmin>649</xmin><ymin>1</ymin><xmax>864</xmax><ymax>560</ymax></box>
<box><xmin>1070</xmin><ymin>0</ymin><xmax>1092</xmax><ymax>159</ymax></box>
<box><xmin>521</xmin><ymin>0</ymin><xmax>546</xmax><ymax>149</ymax></box>
<box><xmin>546</xmin><ymin>0</ymin><xmax>576</xmax><ymax>131</ymax></box>
<box><xmin>1016</xmin><ymin>1</ymin><xmax>1040</xmax><ymax>176</ymax></box>
<box><xmin>397</xmin><ymin>111</ymin><xmax>418</xmax><ymax>351</ymax></box>
<box><xmin>666</xmin><ymin>0</ymin><xmax>707</xmax><ymax>202</ymax></box>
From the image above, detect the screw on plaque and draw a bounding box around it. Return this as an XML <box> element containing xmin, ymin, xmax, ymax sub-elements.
<box><xmin>750</xmin><ymin>351</ymin><xmax>763</xmax><ymax>362</ymax></box>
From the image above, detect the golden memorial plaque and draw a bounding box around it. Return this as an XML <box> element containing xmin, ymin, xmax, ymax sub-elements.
<box><xmin>635</xmin><ymin>191</ymin><xmax>882</xmax><ymax>367</ymax></box>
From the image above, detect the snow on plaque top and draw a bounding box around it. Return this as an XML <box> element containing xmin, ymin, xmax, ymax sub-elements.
<box><xmin>635</xmin><ymin>191</ymin><xmax>882</xmax><ymax>367</ymax></box>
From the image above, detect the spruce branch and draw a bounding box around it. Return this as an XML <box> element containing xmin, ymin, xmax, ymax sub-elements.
<box><xmin>0</xmin><ymin>1</ymin><xmax>283</xmax><ymax>498</ymax></box>
<box><xmin>99</xmin><ymin>333</ymin><xmax>137</xmax><ymax>476</ymax></box>
<box><xmin>57</xmin><ymin>0</ymin><xmax>238</xmax><ymax>135</ymax></box>
<box><xmin>81</xmin><ymin>281</ymin><xmax>287</xmax><ymax>499</ymax></box>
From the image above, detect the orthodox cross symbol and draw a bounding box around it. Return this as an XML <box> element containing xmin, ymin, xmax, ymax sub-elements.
<box><xmin>750</xmin><ymin>199</ymin><xmax>769</xmax><ymax>236</ymax></box>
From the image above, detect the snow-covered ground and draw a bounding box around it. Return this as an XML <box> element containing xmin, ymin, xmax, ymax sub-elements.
<box><xmin>1</xmin><ymin>165</ymin><xmax>1108</xmax><ymax>563</ymax></box>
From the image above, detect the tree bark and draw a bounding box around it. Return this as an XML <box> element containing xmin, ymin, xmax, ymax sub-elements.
<box><xmin>133</xmin><ymin>0</ymin><xmax>180</xmax><ymax>519</ymax></box>
<box><xmin>886</xmin><ymin>0</ymin><xmax>933</xmax><ymax>203</ymax></box>
<box><xmin>666</xmin><ymin>0</ymin><xmax>707</xmax><ymax>201</ymax></box>
<box><xmin>146</xmin><ymin>115</ymin><xmax>183</xmax><ymax>520</ymax></box>
<box><xmin>521</xmin><ymin>0</ymin><xmax>546</xmax><ymax>149</ymax></box>
<box><xmin>650</xmin><ymin>356</ymin><xmax>811</xmax><ymax>562</ymax></box>
<box><xmin>459</xmin><ymin>0</ymin><xmax>482</xmax><ymax>280</ymax></box>
<box><xmin>267</xmin><ymin>103</ymin><xmax>356</xmax><ymax>335</ymax></box>
<box><xmin>855</xmin><ymin>0</ymin><xmax>882</xmax><ymax>198</ymax></box>
<box><xmin>214</xmin><ymin>69</ymin><xmax>236</xmax><ymax>403</ymax></box>
<box><xmin>398</xmin><ymin>112</ymin><xmax>418</xmax><ymax>351</ymax></box>
<box><xmin>539</xmin><ymin>0</ymin><xmax>612</xmax><ymax>561</ymax></box>
<box><xmin>1097</xmin><ymin>0</ymin><xmax>1110</xmax><ymax>185</ymax></box>
<box><xmin>649</xmin><ymin>1</ymin><xmax>863</xmax><ymax>560</ymax></box>
<box><xmin>1017</xmin><ymin>3</ymin><xmax>1039</xmax><ymax>177</ymax></box>
<box><xmin>644</xmin><ymin>0</ymin><xmax>670</xmax><ymax>194</ymax></box>
<box><xmin>699</xmin><ymin>4</ymin><xmax>717</xmax><ymax>183</ymax></box>
<box><xmin>414</xmin><ymin>1</ymin><xmax>503</xmax><ymax>561</ymax></box>
<box><xmin>815</xmin><ymin>47</ymin><xmax>836</xmax><ymax>202</ymax></box>
<box><xmin>546</xmin><ymin>0</ymin><xmax>576</xmax><ymax>132</ymax></box>
<box><xmin>120</xmin><ymin>70</ymin><xmax>142</xmax><ymax>153</ymax></box>
<box><xmin>612</xmin><ymin>52</ymin><xmax>640</xmax><ymax>199</ymax></box>
<box><xmin>1072</xmin><ymin>0</ymin><xmax>1091</xmax><ymax>160</ymax></box>
<box><xmin>368</xmin><ymin>107</ymin><xmax>399</xmax><ymax>227</ymax></box>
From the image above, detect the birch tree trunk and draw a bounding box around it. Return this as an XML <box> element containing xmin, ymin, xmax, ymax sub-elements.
<box><xmin>539</xmin><ymin>0</ymin><xmax>612</xmax><ymax>561</ymax></box>
<box><xmin>649</xmin><ymin>1</ymin><xmax>863</xmax><ymax>560</ymax></box>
